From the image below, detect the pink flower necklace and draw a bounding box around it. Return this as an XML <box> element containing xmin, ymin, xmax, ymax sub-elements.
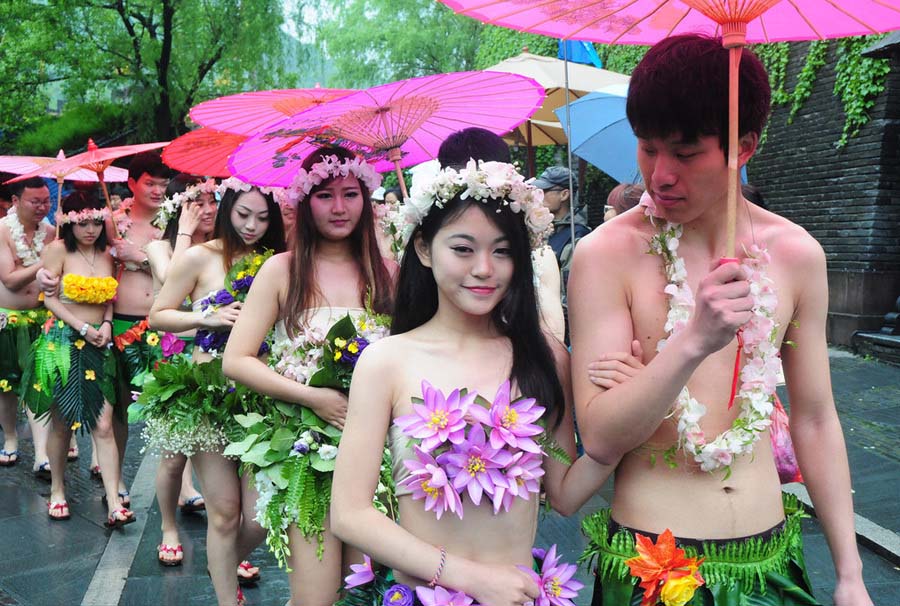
<box><xmin>648</xmin><ymin>216</ymin><xmax>781</xmax><ymax>474</ymax></box>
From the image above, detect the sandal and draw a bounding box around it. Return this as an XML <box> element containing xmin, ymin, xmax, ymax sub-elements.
<box><xmin>48</xmin><ymin>501</ymin><xmax>71</xmax><ymax>521</ymax></box>
<box><xmin>33</xmin><ymin>461</ymin><xmax>51</xmax><ymax>481</ymax></box>
<box><xmin>89</xmin><ymin>465</ymin><xmax>102</xmax><ymax>480</ymax></box>
<box><xmin>104</xmin><ymin>507</ymin><xmax>135</xmax><ymax>529</ymax></box>
<box><xmin>67</xmin><ymin>446</ymin><xmax>79</xmax><ymax>461</ymax></box>
<box><xmin>157</xmin><ymin>543</ymin><xmax>183</xmax><ymax>567</ymax></box>
<box><xmin>101</xmin><ymin>490</ymin><xmax>131</xmax><ymax>508</ymax></box>
<box><xmin>206</xmin><ymin>569</ymin><xmax>247</xmax><ymax>605</ymax></box>
<box><xmin>237</xmin><ymin>560</ymin><xmax>260</xmax><ymax>586</ymax></box>
<box><xmin>179</xmin><ymin>495</ymin><xmax>205</xmax><ymax>514</ymax></box>
<box><xmin>0</xmin><ymin>449</ymin><xmax>19</xmax><ymax>467</ymax></box>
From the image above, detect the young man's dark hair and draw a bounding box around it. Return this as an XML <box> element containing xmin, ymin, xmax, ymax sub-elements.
<box><xmin>127</xmin><ymin>151</ymin><xmax>169</xmax><ymax>182</ymax></box>
<box><xmin>626</xmin><ymin>34</ymin><xmax>771</xmax><ymax>156</ymax></box>
<box><xmin>9</xmin><ymin>177</ymin><xmax>48</xmax><ymax>199</ymax></box>
<box><xmin>438</xmin><ymin>127</ymin><xmax>511</xmax><ymax>169</ymax></box>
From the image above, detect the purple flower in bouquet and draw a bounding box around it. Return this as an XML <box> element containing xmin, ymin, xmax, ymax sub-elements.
<box><xmin>339</xmin><ymin>337</ymin><xmax>369</xmax><ymax>366</ymax></box>
<box><xmin>292</xmin><ymin>439</ymin><xmax>310</xmax><ymax>455</ymax></box>
<box><xmin>383</xmin><ymin>584</ymin><xmax>415</xmax><ymax>606</ymax></box>
<box><xmin>517</xmin><ymin>545</ymin><xmax>583</xmax><ymax>606</ymax></box>
<box><xmin>442</xmin><ymin>424</ymin><xmax>511</xmax><ymax>506</ymax></box>
<box><xmin>415</xmin><ymin>585</ymin><xmax>477</xmax><ymax>606</ymax></box>
<box><xmin>213</xmin><ymin>289</ymin><xmax>235</xmax><ymax>305</ymax></box>
<box><xmin>160</xmin><ymin>332</ymin><xmax>186</xmax><ymax>358</ymax></box>
<box><xmin>394</xmin><ymin>381</ymin><xmax>474</xmax><ymax>452</ymax></box>
<box><xmin>491</xmin><ymin>450</ymin><xmax>545</xmax><ymax>514</ymax></box>
<box><xmin>468</xmin><ymin>382</ymin><xmax>545</xmax><ymax>454</ymax></box>
<box><xmin>532</xmin><ymin>547</ymin><xmax>547</xmax><ymax>562</ymax></box>
<box><xmin>344</xmin><ymin>554</ymin><xmax>375</xmax><ymax>589</ymax></box>
<box><xmin>231</xmin><ymin>276</ymin><xmax>254</xmax><ymax>292</ymax></box>
<box><xmin>195</xmin><ymin>329</ymin><xmax>228</xmax><ymax>353</ymax></box>
<box><xmin>400</xmin><ymin>446</ymin><xmax>463</xmax><ymax>520</ymax></box>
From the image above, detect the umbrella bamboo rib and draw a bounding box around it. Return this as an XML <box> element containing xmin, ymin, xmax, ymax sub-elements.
<box><xmin>821</xmin><ymin>0</ymin><xmax>887</xmax><ymax>32</ymax></box>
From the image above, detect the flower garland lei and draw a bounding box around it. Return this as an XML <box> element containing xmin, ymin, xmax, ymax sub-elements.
<box><xmin>400</xmin><ymin>160</ymin><xmax>553</xmax><ymax>249</ymax></box>
<box><xmin>3</xmin><ymin>209</ymin><xmax>47</xmax><ymax>267</ymax></box>
<box><xmin>285</xmin><ymin>154</ymin><xmax>383</xmax><ymax>204</ymax></box>
<box><xmin>111</xmin><ymin>198</ymin><xmax>134</xmax><ymax>236</ymax></box>
<box><xmin>643</xmin><ymin>200</ymin><xmax>781</xmax><ymax>473</ymax></box>
<box><xmin>153</xmin><ymin>178</ymin><xmax>217</xmax><ymax>230</ymax></box>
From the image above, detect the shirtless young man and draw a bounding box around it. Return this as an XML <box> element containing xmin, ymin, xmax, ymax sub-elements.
<box><xmin>569</xmin><ymin>35</ymin><xmax>872</xmax><ymax>606</ymax></box>
<box><xmin>108</xmin><ymin>152</ymin><xmax>169</xmax><ymax>500</ymax></box>
<box><xmin>0</xmin><ymin>178</ymin><xmax>55</xmax><ymax>471</ymax></box>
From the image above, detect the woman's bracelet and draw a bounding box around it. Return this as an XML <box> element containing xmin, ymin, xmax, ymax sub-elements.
<box><xmin>428</xmin><ymin>546</ymin><xmax>447</xmax><ymax>588</ymax></box>
<box><xmin>177</xmin><ymin>232</ymin><xmax>193</xmax><ymax>238</ymax></box>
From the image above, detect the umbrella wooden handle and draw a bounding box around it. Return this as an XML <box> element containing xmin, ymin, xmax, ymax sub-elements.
<box><xmin>725</xmin><ymin>46</ymin><xmax>742</xmax><ymax>259</ymax></box>
<box><xmin>97</xmin><ymin>171</ymin><xmax>121</xmax><ymax>240</ymax></box>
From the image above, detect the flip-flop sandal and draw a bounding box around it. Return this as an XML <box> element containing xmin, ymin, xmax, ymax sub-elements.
<box><xmin>206</xmin><ymin>570</ymin><xmax>247</xmax><ymax>605</ymax></box>
<box><xmin>104</xmin><ymin>507</ymin><xmax>135</xmax><ymax>529</ymax></box>
<box><xmin>237</xmin><ymin>560</ymin><xmax>261</xmax><ymax>586</ymax></box>
<box><xmin>179</xmin><ymin>495</ymin><xmax>205</xmax><ymax>514</ymax></box>
<box><xmin>48</xmin><ymin>501</ymin><xmax>71</xmax><ymax>521</ymax></box>
<box><xmin>157</xmin><ymin>543</ymin><xmax>183</xmax><ymax>567</ymax></box>
<box><xmin>101</xmin><ymin>490</ymin><xmax>131</xmax><ymax>508</ymax></box>
<box><xmin>33</xmin><ymin>461</ymin><xmax>51</xmax><ymax>481</ymax></box>
<box><xmin>89</xmin><ymin>465</ymin><xmax>102</xmax><ymax>480</ymax></box>
<box><xmin>0</xmin><ymin>449</ymin><xmax>20</xmax><ymax>467</ymax></box>
<box><xmin>67</xmin><ymin>446</ymin><xmax>79</xmax><ymax>462</ymax></box>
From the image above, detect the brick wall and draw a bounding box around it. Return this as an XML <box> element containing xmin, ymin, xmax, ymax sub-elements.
<box><xmin>748</xmin><ymin>42</ymin><xmax>900</xmax><ymax>345</ymax></box>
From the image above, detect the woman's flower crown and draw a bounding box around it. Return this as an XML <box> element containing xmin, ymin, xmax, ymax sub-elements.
<box><xmin>216</xmin><ymin>177</ymin><xmax>287</xmax><ymax>204</ymax></box>
<box><xmin>400</xmin><ymin>160</ymin><xmax>554</xmax><ymax>248</ymax></box>
<box><xmin>153</xmin><ymin>178</ymin><xmax>218</xmax><ymax>230</ymax></box>
<box><xmin>59</xmin><ymin>207</ymin><xmax>111</xmax><ymax>225</ymax></box>
<box><xmin>286</xmin><ymin>154</ymin><xmax>383</xmax><ymax>204</ymax></box>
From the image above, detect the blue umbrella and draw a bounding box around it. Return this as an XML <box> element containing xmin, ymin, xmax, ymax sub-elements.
<box><xmin>554</xmin><ymin>85</ymin><xmax>640</xmax><ymax>184</ymax></box>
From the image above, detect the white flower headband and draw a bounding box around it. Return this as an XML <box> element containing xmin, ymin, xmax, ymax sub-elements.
<box><xmin>400</xmin><ymin>159</ymin><xmax>553</xmax><ymax>248</ymax></box>
<box><xmin>286</xmin><ymin>154</ymin><xmax>383</xmax><ymax>204</ymax></box>
<box><xmin>59</xmin><ymin>207</ymin><xmax>111</xmax><ymax>225</ymax></box>
<box><xmin>216</xmin><ymin>177</ymin><xmax>287</xmax><ymax>204</ymax></box>
<box><xmin>153</xmin><ymin>178</ymin><xmax>218</xmax><ymax>230</ymax></box>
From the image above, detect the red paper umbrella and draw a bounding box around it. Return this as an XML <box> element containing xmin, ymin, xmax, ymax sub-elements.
<box><xmin>0</xmin><ymin>153</ymin><xmax>128</xmax><ymax>183</ymax></box>
<box><xmin>6</xmin><ymin>139</ymin><xmax>169</xmax><ymax>237</ymax></box>
<box><xmin>437</xmin><ymin>0</ymin><xmax>900</xmax><ymax>256</ymax></box>
<box><xmin>229</xmin><ymin>71</ymin><xmax>545</xmax><ymax>195</ymax></box>
<box><xmin>162</xmin><ymin>128</ymin><xmax>246</xmax><ymax>178</ymax></box>
<box><xmin>189</xmin><ymin>87</ymin><xmax>355</xmax><ymax>136</ymax></box>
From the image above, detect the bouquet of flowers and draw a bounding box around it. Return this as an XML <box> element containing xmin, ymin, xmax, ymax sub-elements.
<box><xmin>374</xmin><ymin>198</ymin><xmax>405</xmax><ymax>258</ymax></box>
<box><xmin>130</xmin><ymin>355</ymin><xmax>253</xmax><ymax>456</ymax></box>
<box><xmin>194</xmin><ymin>249</ymin><xmax>274</xmax><ymax>356</ymax></box>
<box><xmin>393</xmin><ymin>381</ymin><xmax>573</xmax><ymax>519</ymax></box>
<box><xmin>225</xmin><ymin>308</ymin><xmax>392</xmax><ymax>569</ymax></box>
<box><xmin>340</xmin><ymin>545</ymin><xmax>583</xmax><ymax>606</ymax></box>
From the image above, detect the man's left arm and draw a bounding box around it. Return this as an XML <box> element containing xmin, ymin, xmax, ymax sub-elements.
<box><xmin>782</xmin><ymin>241</ymin><xmax>872</xmax><ymax>606</ymax></box>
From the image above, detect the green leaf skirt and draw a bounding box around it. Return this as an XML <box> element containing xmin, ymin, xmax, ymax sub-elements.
<box><xmin>581</xmin><ymin>493</ymin><xmax>821</xmax><ymax>606</ymax></box>
<box><xmin>0</xmin><ymin>307</ymin><xmax>50</xmax><ymax>392</ymax></box>
<box><xmin>21</xmin><ymin>318</ymin><xmax>117</xmax><ymax>432</ymax></box>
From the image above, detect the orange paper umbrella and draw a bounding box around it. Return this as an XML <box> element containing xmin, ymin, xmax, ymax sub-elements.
<box><xmin>189</xmin><ymin>87</ymin><xmax>355</xmax><ymax>136</ymax></box>
<box><xmin>162</xmin><ymin>128</ymin><xmax>246</xmax><ymax>178</ymax></box>
<box><xmin>7</xmin><ymin>139</ymin><xmax>169</xmax><ymax>237</ymax></box>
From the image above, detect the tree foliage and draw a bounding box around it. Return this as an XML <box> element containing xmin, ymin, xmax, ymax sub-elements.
<box><xmin>315</xmin><ymin>0</ymin><xmax>483</xmax><ymax>87</ymax></box>
<box><xmin>1</xmin><ymin>0</ymin><xmax>299</xmax><ymax>147</ymax></box>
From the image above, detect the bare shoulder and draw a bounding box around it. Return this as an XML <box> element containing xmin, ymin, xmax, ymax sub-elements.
<box><xmin>575</xmin><ymin>210</ymin><xmax>652</xmax><ymax>262</ymax></box>
<box><xmin>261</xmin><ymin>251</ymin><xmax>292</xmax><ymax>273</ymax></box>
<box><xmin>40</xmin><ymin>222</ymin><xmax>56</xmax><ymax>242</ymax></box>
<box><xmin>754</xmin><ymin>208</ymin><xmax>825</xmax><ymax>271</ymax></box>
<box><xmin>353</xmin><ymin>333</ymin><xmax>409</xmax><ymax>375</ymax></box>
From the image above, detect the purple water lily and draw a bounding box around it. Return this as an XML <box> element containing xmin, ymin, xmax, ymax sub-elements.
<box><xmin>400</xmin><ymin>446</ymin><xmax>463</xmax><ymax>520</ymax></box>
<box><xmin>343</xmin><ymin>554</ymin><xmax>375</xmax><ymax>589</ymax></box>
<box><xmin>517</xmin><ymin>545</ymin><xmax>583</xmax><ymax>606</ymax></box>
<box><xmin>382</xmin><ymin>584</ymin><xmax>415</xmax><ymax>606</ymax></box>
<box><xmin>415</xmin><ymin>585</ymin><xmax>477</xmax><ymax>606</ymax></box>
<box><xmin>491</xmin><ymin>450</ymin><xmax>545</xmax><ymax>514</ymax></box>
<box><xmin>441</xmin><ymin>424</ymin><xmax>511</xmax><ymax>506</ymax></box>
<box><xmin>394</xmin><ymin>381</ymin><xmax>474</xmax><ymax>452</ymax></box>
<box><xmin>468</xmin><ymin>381</ymin><xmax>545</xmax><ymax>454</ymax></box>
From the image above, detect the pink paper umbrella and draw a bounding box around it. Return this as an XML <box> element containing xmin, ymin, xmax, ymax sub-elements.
<box><xmin>190</xmin><ymin>87</ymin><xmax>355</xmax><ymax>136</ymax></box>
<box><xmin>6</xmin><ymin>139</ymin><xmax>169</xmax><ymax>237</ymax></box>
<box><xmin>229</xmin><ymin>71</ymin><xmax>545</xmax><ymax>195</ymax></box>
<box><xmin>438</xmin><ymin>0</ymin><xmax>900</xmax><ymax>256</ymax></box>
<box><xmin>162</xmin><ymin>128</ymin><xmax>246</xmax><ymax>178</ymax></box>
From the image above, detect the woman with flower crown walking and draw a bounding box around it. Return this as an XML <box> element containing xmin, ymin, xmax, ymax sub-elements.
<box><xmin>223</xmin><ymin>146</ymin><xmax>395</xmax><ymax>606</ymax></box>
<box><xmin>329</xmin><ymin>160</ymin><xmax>617</xmax><ymax>606</ymax></box>
<box><xmin>147</xmin><ymin>180</ymin><xmax>285</xmax><ymax>606</ymax></box>
<box><xmin>22</xmin><ymin>190</ymin><xmax>134</xmax><ymax>528</ymax></box>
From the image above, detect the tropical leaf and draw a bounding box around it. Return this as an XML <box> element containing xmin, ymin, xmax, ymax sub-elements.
<box><xmin>54</xmin><ymin>339</ymin><xmax>107</xmax><ymax>432</ymax></box>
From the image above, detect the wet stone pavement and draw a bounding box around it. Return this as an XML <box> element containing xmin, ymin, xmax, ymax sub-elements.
<box><xmin>0</xmin><ymin>350</ymin><xmax>898</xmax><ymax>605</ymax></box>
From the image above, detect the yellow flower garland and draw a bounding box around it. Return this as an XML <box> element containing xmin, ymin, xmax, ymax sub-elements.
<box><xmin>62</xmin><ymin>275</ymin><xmax>118</xmax><ymax>305</ymax></box>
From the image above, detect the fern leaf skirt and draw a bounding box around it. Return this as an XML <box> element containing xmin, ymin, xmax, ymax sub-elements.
<box><xmin>21</xmin><ymin>318</ymin><xmax>117</xmax><ymax>432</ymax></box>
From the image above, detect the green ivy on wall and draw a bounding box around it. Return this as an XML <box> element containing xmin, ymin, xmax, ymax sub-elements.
<box><xmin>752</xmin><ymin>35</ymin><xmax>890</xmax><ymax>149</ymax></box>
